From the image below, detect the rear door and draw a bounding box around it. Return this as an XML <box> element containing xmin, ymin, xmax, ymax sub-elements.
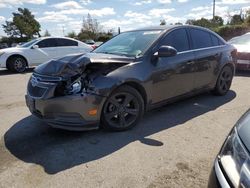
<box><xmin>56</xmin><ymin>38</ymin><xmax>80</xmax><ymax>57</ymax></box>
<box><xmin>32</xmin><ymin>38</ymin><xmax>58</xmax><ymax>65</ymax></box>
<box><xmin>151</xmin><ymin>28</ymin><xmax>196</xmax><ymax>103</ymax></box>
<box><xmin>189</xmin><ymin>28</ymin><xmax>223</xmax><ymax>90</ymax></box>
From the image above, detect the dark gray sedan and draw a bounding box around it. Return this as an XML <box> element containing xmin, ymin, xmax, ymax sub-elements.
<box><xmin>26</xmin><ymin>25</ymin><xmax>236</xmax><ymax>131</ymax></box>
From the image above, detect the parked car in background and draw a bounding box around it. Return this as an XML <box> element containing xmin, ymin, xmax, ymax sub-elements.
<box><xmin>0</xmin><ymin>37</ymin><xmax>93</xmax><ymax>72</ymax></box>
<box><xmin>26</xmin><ymin>25</ymin><xmax>236</xmax><ymax>131</ymax></box>
<box><xmin>229</xmin><ymin>32</ymin><xmax>250</xmax><ymax>71</ymax></box>
<box><xmin>0</xmin><ymin>43</ymin><xmax>8</xmax><ymax>49</ymax></box>
<box><xmin>208</xmin><ymin>109</ymin><xmax>250</xmax><ymax>188</ymax></box>
<box><xmin>92</xmin><ymin>41</ymin><xmax>103</xmax><ymax>49</ymax></box>
<box><xmin>85</xmin><ymin>39</ymin><xmax>95</xmax><ymax>45</ymax></box>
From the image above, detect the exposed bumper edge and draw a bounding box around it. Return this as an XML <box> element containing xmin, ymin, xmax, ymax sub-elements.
<box><xmin>214</xmin><ymin>158</ymin><xmax>230</xmax><ymax>188</ymax></box>
<box><xmin>25</xmin><ymin>93</ymin><xmax>106</xmax><ymax>131</ymax></box>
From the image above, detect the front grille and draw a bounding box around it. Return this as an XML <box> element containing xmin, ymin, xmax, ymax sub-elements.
<box><xmin>33</xmin><ymin>73</ymin><xmax>62</xmax><ymax>82</ymax></box>
<box><xmin>237</xmin><ymin>52</ymin><xmax>250</xmax><ymax>60</ymax></box>
<box><xmin>28</xmin><ymin>81</ymin><xmax>47</xmax><ymax>98</ymax></box>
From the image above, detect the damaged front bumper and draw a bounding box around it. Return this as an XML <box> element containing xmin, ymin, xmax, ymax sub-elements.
<box><xmin>25</xmin><ymin>93</ymin><xmax>106</xmax><ymax>131</ymax></box>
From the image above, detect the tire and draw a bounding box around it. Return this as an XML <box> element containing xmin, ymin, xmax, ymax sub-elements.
<box><xmin>7</xmin><ymin>56</ymin><xmax>27</xmax><ymax>73</ymax></box>
<box><xmin>101</xmin><ymin>85</ymin><xmax>144</xmax><ymax>131</ymax></box>
<box><xmin>212</xmin><ymin>65</ymin><xmax>233</xmax><ymax>96</ymax></box>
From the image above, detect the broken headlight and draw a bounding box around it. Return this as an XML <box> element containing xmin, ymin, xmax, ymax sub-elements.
<box><xmin>219</xmin><ymin>127</ymin><xmax>250</xmax><ymax>187</ymax></box>
<box><xmin>66</xmin><ymin>80</ymin><xmax>82</xmax><ymax>95</ymax></box>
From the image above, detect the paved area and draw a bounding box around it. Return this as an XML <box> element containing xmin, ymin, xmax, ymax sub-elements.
<box><xmin>0</xmin><ymin>69</ymin><xmax>249</xmax><ymax>188</ymax></box>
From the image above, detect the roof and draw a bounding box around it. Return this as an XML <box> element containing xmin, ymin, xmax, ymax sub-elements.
<box><xmin>128</xmin><ymin>24</ymin><xmax>214</xmax><ymax>32</ymax></box>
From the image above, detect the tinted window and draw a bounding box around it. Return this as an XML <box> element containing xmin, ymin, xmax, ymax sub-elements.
<box><xmin>161</xmin><ymin>28</ymin><xmax>189</xmax><ymax>52</ymax></box>
<box><xmin>190</xmin><ymin>29</ymin><xmax>212</xmax><ymax>49</ymax></box>
<box><xmin>37</xmin><ymin>39</ymin><xmax>57</xmax><ymax>48</ymax></box>
<box><xmin>56</xmin><ymin>38</ymin><xmax>78</xmax><ymax>46</ymax></box>
<box><xmin>211</xmin><ymin>34</ymin><xmax>219</xmax><ymax>46</ymax></box>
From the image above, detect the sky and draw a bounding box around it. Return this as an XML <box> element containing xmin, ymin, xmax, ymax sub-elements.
<box><xmin>0</xmin><ymin>0</ymin><xmax>250</xmax><ymax>37</ymax></box>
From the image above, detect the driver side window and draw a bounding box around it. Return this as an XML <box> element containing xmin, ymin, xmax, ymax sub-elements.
<box><xmin>160</xmin><ymin>28</ymin><xmax>190</xmax><ymax>52</ymax></box>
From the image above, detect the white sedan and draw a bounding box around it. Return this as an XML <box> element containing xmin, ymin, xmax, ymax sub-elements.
<box><xmin>0</xmin><ymin>37</ymin><xmax>93</xmax><ymax>72</ymax></box>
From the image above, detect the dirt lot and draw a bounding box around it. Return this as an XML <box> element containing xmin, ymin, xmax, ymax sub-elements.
<box><xmin>0</xmin><ymin>69</ymin><xmax>249</xmax><ymax>188</ymax></box>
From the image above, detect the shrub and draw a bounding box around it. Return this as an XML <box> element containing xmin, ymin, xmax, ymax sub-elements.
<box><xmin>214</xmin><ymin>25</ymin><xmax>250</xmax><ymax>40</ymax></box>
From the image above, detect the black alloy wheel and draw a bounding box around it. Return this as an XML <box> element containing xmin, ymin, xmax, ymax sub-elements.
<box><xmin>8</xmin><ymin>56</ymin><xmax>27</xmax><ymax>73</ymax></box>
<box><xmin>213</xmin><ymin>66</ymin><xmax>233</xmax><ymax>96</ymax></box>
<box><xmin>101</xmin><ymin>85</ymin><xmax>144</xmax><ymax>131</ymax></box>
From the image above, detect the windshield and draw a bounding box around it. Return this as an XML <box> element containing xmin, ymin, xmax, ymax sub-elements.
<box><xmin>229</xmin><ymin>33</ymin><xmax>250</xmax><ymax>45</ymax></box>
<box><xmin>94</xmin><ymin>30</ymin><xmax>163</xmax><ymax>57</ymax></box>
<box><xmin>21</xmin><ymin>39</ymin><xmax>40</xmax><ymax>48</ymax></box>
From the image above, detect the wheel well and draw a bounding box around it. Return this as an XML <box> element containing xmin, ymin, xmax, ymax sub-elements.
<box><xmin>120</xmin><ymin>82</ymin><xmax>147</xmax><ymax>109</ymax></box>
<box><xmin>7</xmin><ymin>54</ymin><xmax>28</xmax><ymax>67</ymax></box>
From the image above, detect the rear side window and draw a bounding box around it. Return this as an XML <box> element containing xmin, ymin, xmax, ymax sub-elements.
<box><xmin>190</xmin><ymin>29</ymin><xmax>212</xmax><ymax>49</ymax></box>
<box><xmin>37</xmin><ymin>39</ymin><xmax>57</xmax><ymax>48</ymax></box>
<box><xmin>56</xmin><ymin>39</ymin><xmax>78</xmax><ymax>46</ymax></box>
<box><xmin>160</xmin><ymin>28</ymin><xmax>189</xmax><ymax>52</ymax></box>
<box><xmin>211</xmin><ymin>34</ymin><xmax>219</xmax><ymax>46</ymax></box>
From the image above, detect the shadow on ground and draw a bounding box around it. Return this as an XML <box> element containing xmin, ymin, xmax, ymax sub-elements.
<box><xmin>4</xmin><ymin>91</ymin><xmax>236</xmax><ymax>174</ymax></box>
<box><xmin>0</xmin><ymin>68</ymin><xmax>34</xmax><ymax>76</ymax></box>
<box><xmin>235</xmin><ymin>70</ymin><xmax>250</xmax><ymax>77</ymax></box>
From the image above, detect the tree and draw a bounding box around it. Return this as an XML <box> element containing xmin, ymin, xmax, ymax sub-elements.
<box><xmin>78</xmin><ymin>13</ymin><xmax>102</xmax><ymax>41</ymax></box>
<box><xmin>160</xmin><ymin>19</ymin><xmax>166</xmax><ymax>25</ymax></box>
<box><xmin>43</xmin><ymin>30</ymin><xmax>51</xmax><ymax>37</ymax></box>
<box><xmin>212</xmin><ymin>16</ymin><xmax>224</xmax><ymax>26</ymax></box>
<box><xmin>185</xmin><ymin>16</ymin><xmax>224</xmax><ymax>28</ymax></box>
<box><xmin>2</xmin><ymin>8</ymin><xmax>41</xmax><ymax>39</ymax></box>
<box><xmin>230</xmin><ymin>14</ymin><xmax>244</xmax><ymax>25</ymax></box>
<box><xmin>245</xmin><ymin>9</ymin><xmax>250</xmax><ymax>26</ymax></box>
<box><xmin>67</xmin><ymin>31</ymin><xmax>77</xmax><ymax>39</ymax></box>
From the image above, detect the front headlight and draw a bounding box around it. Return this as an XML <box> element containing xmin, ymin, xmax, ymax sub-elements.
<box><xmin>66</xmin><ymin>80</ymin><xmax>82</xmax><ymax>94</ymax></box>
<box><xmin>219</xmin><ymin>127</ymin><xmax>250</xmax><ymax>187</ymax></box>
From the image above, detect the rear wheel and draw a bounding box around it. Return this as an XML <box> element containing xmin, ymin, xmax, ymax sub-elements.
<box><xmin>101</xmin><ymin>85</ymin><xmax>144</xmax><ymax>131</ymax></box>
<box><xmin>7</xmin><ymin>56</ymin><xmax>27</xmax><ymax>73</ymax></box>
<box><xmin>212</xmin><ymin>65</ymin><xmax>233</xmax><ymax>96</ymax></box>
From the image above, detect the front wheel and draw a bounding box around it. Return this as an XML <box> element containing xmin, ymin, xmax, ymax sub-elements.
<box><xmin>101</xmin><ymin>85</ymin><xmax>144</xmax><ymax>131</ymax></box>
<box><xmin>212</xmin><ymin>65</ymin><xmax>233</xmax><ymax>96</ymax></box>
<box><xmin>7</xmin><ymin>56</ymin><xmax>27</xmax><ymax>73</ymax></box>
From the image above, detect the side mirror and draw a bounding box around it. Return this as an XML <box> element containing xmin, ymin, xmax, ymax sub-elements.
<box><xmin>32</xmin><ymin>45</ymin><xmax>39</xmax><ymax>49</ymax></box>
<box><xmin>155</xmin><ymin>46</ymin><xmax>177</xmax><ymax>58</ymax></box>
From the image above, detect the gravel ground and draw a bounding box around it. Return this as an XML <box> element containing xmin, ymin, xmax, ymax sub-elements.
<box><xmin>0</xmin><ymin>69</ymin><xmax>249</xmax><ymax>188</ymax></box>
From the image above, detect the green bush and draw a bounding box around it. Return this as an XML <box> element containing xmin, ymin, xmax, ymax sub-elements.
<box><xmin>214</xmin><ymin>25</ymin><xmax>250</xmax><ymax>40</ymax></box>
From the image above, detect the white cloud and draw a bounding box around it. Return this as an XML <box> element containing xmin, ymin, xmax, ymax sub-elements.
<box><xmin>188</xmin><ymin>5</ymin><xmax>229</xmax><ymax>20</ymax></box>
<box><xmin>0</xmin><ymin>0</ymin><xmax>46</xmax><ymax>9</ymax></box>
<box><xmin>178</xmin><ymin>0</ymin><xmax>188</xmax><ymax>2</ymax></box>
<box><xmin>217</xmin><ymin>0</ymin><xmax>249</xmax><ymax>5</ymax></box>
<box><xmin>89</xmin><ymin>7</ymin><xmax>116</xmax><ymax>17</ymax></box>
<box><xmin>0</xmin><ymin>16</ymin><xmax>5</xmax><ymax>22</ymax></box>
<box><xmin>124</xmin><ymin>11</ymin><xmax>151</xmax><ymax>20</ymax></box>
<box><xmin>157</xmin><ymin>0</ymin><xmax>171</xmax><ymax>3</ymax></box>
<box><xmin>0</xmin><ymin>0</ymin><xmax>46</xmax><ymax>6</ymax></box>
<box><xmin>80</xmin><ymin>0</ymin><xmax>92</xmax><ymax>5</ymax></box>
<box><xmin>134</xmin><ymin>0</ymin><xmax>151</xmax><ymax>6</ymax></box>
<box><xmin>38</xmin><ymin>12</ymin><xmax>73</xmax><ymax>23</ymax></box>
<box><xmin>149</xmin><ymin>8</ymin><xmax>175</xmax><ymax>17</ymax></box>
<box><xmin>51</xmin><ymin>1</ymin><xmax>82</xmax><ymax>9</ymax></box>
<box><xmin>38</xmin><ymin>7</ymin><xmax>116</xmax><ymax>23</ymax></box>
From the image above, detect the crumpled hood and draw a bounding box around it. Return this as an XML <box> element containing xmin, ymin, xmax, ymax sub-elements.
<box><xmin>34</xmin><ymin>53</ymin><xmax>134</xmax><ymax>78</ymax></box>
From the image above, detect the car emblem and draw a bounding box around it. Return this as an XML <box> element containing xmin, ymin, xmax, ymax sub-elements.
<box><xmin>31</xmin><ymin>76</ymin><xmax>39</xmax><ymax>87</ymax></box>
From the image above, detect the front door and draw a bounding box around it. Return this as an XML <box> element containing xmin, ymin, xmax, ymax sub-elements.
<box><xmin>151</xmin><ymin>28</ymin><xmax>196</xmax><ymax>104</ymax></box>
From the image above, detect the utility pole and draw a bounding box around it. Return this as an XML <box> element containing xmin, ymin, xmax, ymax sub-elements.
<box><xmin>213</xmin><ymin>0</ymin><xmax>215</xmax><ymax>20</ymax></box>
<box><xmin>62</xmin><ymin>26</ymin><xmax>65</xmax><ymax>36</ymax></box>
